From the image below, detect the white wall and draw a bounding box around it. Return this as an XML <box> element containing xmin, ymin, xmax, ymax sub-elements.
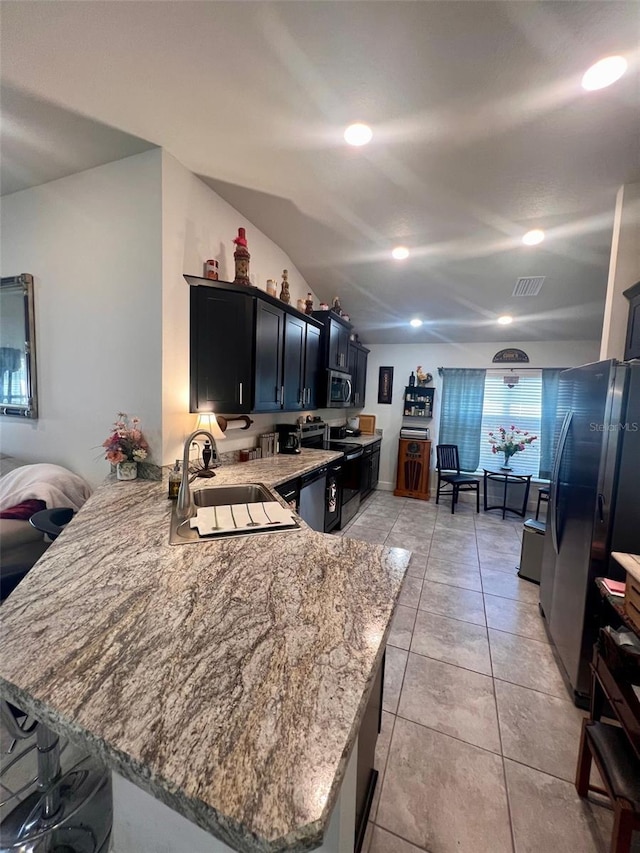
<box><xmin>0</xmin><ymin>150</ymin><xmax>163</xmax><ymax>486</ymax></box>
<box><xmin>600</xmin><ymin>182</ymin><xmax>640</xmax><ymax>360</ymax></box>
<box><xmin>0</xmin><ymin>147</ymin><xmax>354</xmax><ymax>490</ymax></box>
<box><xmin>161</xmin><ymin>151</ymin><xmax>348</xmax><ymax>462</ymax></box>
<box><xmin>363</xmin><ymin>340</ymin><xmax>600</xmax><ymax>490</ymax></box>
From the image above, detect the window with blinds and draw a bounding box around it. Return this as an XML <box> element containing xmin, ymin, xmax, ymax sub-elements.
<box><xmin>477</xmin><ymin>370</ymin><xmax>542</xmax><ymax>477</ymax></box>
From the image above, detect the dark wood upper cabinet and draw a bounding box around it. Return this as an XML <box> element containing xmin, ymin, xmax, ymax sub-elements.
<box><xmin>312</xmin><ymin>310</ymin><xmax>353</xmax><ymax>374</ymax></box>
<box><xmin>254</xmin><ymin>301</ymin><xmax>285</xmax><ymax>412</ymax></box>
<box><xmin>187</xmin><ymin>277</ymin><xmax>322</xmax><ymax>415</ymax></box>
<box><xmin>329</xmin><ymin>318</ymin><xmax>350</xmax><ymax>372</ymax></box>
<box><xmin>283</xmin><ymin>313</ymin><xmax>306</xmax><ymax>410</ymax></box>
<box><xmin>189</xmin><ymin>286</ymin><xmax>254</xmax><ymax>414</ymax></box>
<box><xmin>304</xmin><ymin>323</ymin><xmax>321</xmax><ymax>410</ymax></box>
<box><xmin>348</xmin><ymin>341</ymin><xmax>369</xmax><ymax>408</ymax></box>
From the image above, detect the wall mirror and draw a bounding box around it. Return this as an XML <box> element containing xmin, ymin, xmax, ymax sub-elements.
<box><xmin>0</xmin><ymin>274</ymin><xmax>38</xmax><ymax>418</ymax></box>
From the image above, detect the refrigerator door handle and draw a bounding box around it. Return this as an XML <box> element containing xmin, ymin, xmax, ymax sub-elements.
<box><xmin>597</xmin><ymin>493</ymin><xmax>605</xmax><ymax>524</ymax></box>
<box><xmin>551</xmin><ymin>410</ymin><xmax>573</xmax><ymax>556</ymax></box>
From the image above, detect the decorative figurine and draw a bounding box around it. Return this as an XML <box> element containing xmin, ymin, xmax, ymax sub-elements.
<box><xmin>332</xmin><ymin>296</ymin><xmax>342</xmax><ymax>315</ymax></box>
<box><xmin>204</xmin><ymin>259</ymin><xmax>219</xmax><ymax>280</ymax></box>
<box><xmin>233</xmin><ymin>227</ymin><xmax>251</xmax><ymax>286</ymax></box>
<box><xmin>266</xmin><ymin>279</ymin><xmax>277</xmax><ymax>297</ymax></box>
<box><xmin>416</xmin><ymin>366</ymin><xmax>433</xmax><ymax>386</ymax></box>
<box><xmin>279</xmin><ymin>269</ymin><xmax>290</xmax><ymax>304</ymax></box>
<box><xmin>296</xmin><ymin>297</ymin><xmax>305</xmax><ymax>312</ymax></box>
<box><xmin>305</xmin><ymin>293</ymin><xmax>314</xmax><ymax>315</ymax></box>
<box><xmin>319</xmin><ymin>302</ymin><xmax>329</xmax><ymax>310</ymax></box>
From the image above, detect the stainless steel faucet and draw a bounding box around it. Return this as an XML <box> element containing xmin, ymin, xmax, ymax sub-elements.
<box><xmin>177</xmin><ymin>430</ymin><xmax>218</xmax><ymax>520</ymax></box>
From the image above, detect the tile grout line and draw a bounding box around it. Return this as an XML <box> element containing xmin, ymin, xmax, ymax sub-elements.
<box><xmin>491</xmin><ymin>673</ymin><xmax>571</xmax><ymax>703</ymax></box>
<box><xmin>479</xmin><ymin>531</ymin><xmax>518</xmax><ymax>853</ymax></box>
<box><xmin>393</xmin><ymin>710</ymin><xmax>503</xmax><ymax>758</ymax></box>
<box><xmin>370</xmin><ymin>822</ymin><xmax>437</xmax><ymax>853</ymax></box>
<box><xmin>393</xmin><ymin>643</ymin><xmax>492</xmax><ymax>680</ymax></box>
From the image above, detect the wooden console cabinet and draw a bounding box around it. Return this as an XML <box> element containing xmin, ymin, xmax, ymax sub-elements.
<box><xmin>394</xmin><ymin>439</ymin><xmax>431</xmax><ymax>500</ymax></box>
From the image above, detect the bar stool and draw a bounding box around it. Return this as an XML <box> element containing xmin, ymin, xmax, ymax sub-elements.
<box><xmin>535</xmin><ymin>487</ymin><xmax>550</xmax><ymax>520</ymax></box>
<box><xmin>0</xmin><ymin>700</ymin><xmax>113</xmax><ymax>851</ymax></box>
<box><xmin>576</xmin><ymin>719</ymin><xmax>640</xmax><ymax>852</ymax></box>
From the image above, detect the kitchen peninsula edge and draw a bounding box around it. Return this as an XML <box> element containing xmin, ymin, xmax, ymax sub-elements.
<box><xmin>0</xmin><ymin>450</ymin><xmax>410</xmax><ymax>853</ymax></box>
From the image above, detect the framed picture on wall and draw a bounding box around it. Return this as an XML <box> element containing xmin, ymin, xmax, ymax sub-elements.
<box><xmin>378</xmin><ymin>366</ymin><xmax>394</xmax><ymax>404</ymax></box>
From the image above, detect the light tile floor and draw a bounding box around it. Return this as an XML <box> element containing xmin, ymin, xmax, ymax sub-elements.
<box><xmin>338</xmin><ymin>490</ymin><xmax>636</xmax><ymax>853</ymax></box>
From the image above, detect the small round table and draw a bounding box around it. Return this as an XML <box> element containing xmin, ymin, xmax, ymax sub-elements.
<box><xmin>483</xmin><ymin>467</ymin><xmax>532</xmax><ymax>519</ymax></box>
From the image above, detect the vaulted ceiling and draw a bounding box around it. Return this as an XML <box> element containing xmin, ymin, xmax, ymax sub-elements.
<box><xmin>2</xmin><ymin>1</ymin><xmax>639</xmax><ymax>343</ymax></box>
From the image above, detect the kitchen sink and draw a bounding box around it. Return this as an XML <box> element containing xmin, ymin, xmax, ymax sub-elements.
<box><xmin>193</xmin><ymin>484</ymin><xmax>273</xmax><ymax>507</ymax></box>
<box><xmin>169</xmin><ymin>482</ymin><xmax>301</xmax><ymax>544</ymax></box>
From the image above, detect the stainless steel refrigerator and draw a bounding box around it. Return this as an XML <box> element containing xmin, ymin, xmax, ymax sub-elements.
<box><xmin>540</xmin><ymin>359</ymin><xmax>640</xmax><ymax>705</ymax></box>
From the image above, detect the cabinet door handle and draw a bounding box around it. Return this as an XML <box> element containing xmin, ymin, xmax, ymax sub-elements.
<box><xmin>281</xmin><ymin>385</ymin><xmax>284</xmax><ymax>408</ymax></box>
<box><xmin>239</xmin><ymin>382</ymin><xmax>243</xmax><ymax>406</ymax></box>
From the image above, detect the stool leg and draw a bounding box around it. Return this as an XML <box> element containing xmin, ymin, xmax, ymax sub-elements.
<box><xmin>575</xmin><ymin>720</ymin><xmax>593</xmax><ymax>797</ymax></box>
<box><xmin>611</xmin><ymin>802</ymin><xmax>635</xmax><ymax>853</ymax></box>
<box><xmin>536</xmin><ymin>492</ymin><xmax>542</xmax><ymax>520</ymax></box>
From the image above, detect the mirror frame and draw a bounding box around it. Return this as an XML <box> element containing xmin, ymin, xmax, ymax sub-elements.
<box><xmin>0</xmin><ymin>273</ymin><xmax>38</xmax><ymax>419</ymax></box>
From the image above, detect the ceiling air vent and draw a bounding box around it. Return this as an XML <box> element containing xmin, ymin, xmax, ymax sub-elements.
<box><xmin>512</xmin><ymin>276</ymin><xmax>545</xmax><ymax>297</ymax></box>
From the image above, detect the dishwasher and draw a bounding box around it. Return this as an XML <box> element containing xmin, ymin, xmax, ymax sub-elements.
<box><xmin>298</xmin><ymin>466</ymin><xmax>327</xmax><ymax>532</ymax></box>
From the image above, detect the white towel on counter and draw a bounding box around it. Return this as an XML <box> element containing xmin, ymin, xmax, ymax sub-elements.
<box><xmin>189</xmin><ymin>502</ymin><xmax>296</xmax><ymax>536</ymax></box>
<box><xmin>0</xmin><ymin>463</ymin><xmax>93</xmax><ymax>513</ymax></box>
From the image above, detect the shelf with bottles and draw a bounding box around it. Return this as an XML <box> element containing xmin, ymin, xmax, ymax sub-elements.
<box><xmin>403</xmin><ymin>385</ymin><xmax>434</xmax><ymax>418</ymax></box>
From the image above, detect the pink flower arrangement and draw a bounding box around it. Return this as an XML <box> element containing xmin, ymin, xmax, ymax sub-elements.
<box><xmin>103</xmin><ymin>413</ymin><xmax>149</xmax><ymax>464</ymax></box>
<box><xmin>488</xmin><ymin>425</ymin><xmax>537</xmax><ymax>461</ymax></box>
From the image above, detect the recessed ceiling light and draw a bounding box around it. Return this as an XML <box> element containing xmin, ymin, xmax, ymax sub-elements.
<box><xmin>410</xmin><ymin>318</ymin><xmax>423</xmax><ymax>328</ymax></box>
<box><xmin>582</xmin><ymin>55</ymin><xmax>627</xmax><ymax>91</ymax></box>
<box><xmin>497</xmin><ymin>315</ymin><xmax>513</xmax><ymax>325</ymax></box>
<box><xmin>522</xmin><ymin>229</ymin><xmax>545</xmax><ymax>246</ymax></box>
<box><xmin>344</xmin><ymin>123</ymin><xmax>373</xmax><ymax>146</ymax></box>
<box><xmin>392</xmin><ymin>246</ymin><xmax>410</xmax><ymax>260</ymax></box>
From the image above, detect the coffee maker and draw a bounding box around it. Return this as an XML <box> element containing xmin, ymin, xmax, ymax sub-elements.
<box><xmin>276</xmin><ymin>424</ymin><xmax>301</xmax><ymax>454</ymax></box>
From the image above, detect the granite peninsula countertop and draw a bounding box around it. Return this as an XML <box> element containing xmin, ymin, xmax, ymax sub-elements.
<box><xmin>327</xmin><ymin>434</ymin><xmax>381</xmax><ymax>450</ymax></box>
<box><xmin>0</xmin><ymin>450</ymin><xmax>409</xmax><ymax>853</ymax></box>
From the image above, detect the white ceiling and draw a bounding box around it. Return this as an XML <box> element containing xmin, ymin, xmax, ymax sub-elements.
<box><xmin>2</xmin><ymin>1</ymin><xmax>639</xmax><ymax>344</ymax></box>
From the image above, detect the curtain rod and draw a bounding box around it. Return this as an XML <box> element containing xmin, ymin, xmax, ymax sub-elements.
<box><xmin>437</xmin><ymin>366</ymin><xmax>567</xmax><ymax>374</ymax></box>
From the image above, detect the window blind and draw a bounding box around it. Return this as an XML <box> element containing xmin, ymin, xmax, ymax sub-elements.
<box><xmin>477</xmin><ymin>370</ymin><xmax>542</xmax><ymax>477</ymax></box>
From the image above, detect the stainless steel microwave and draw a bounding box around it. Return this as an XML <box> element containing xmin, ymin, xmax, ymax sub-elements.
<box><xmin>326</xmin><ymin>369</ymin><xmax>353</xmax><ymax>407</ymax></box>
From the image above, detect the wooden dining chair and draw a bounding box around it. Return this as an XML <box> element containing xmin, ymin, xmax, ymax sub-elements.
<box><xmin>435</xmin><ymin>444</ymin><xmax>480</xmax><ymax>514</ymax></box>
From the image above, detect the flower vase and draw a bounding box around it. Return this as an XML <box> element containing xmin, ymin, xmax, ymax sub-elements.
<box><xmin>501</xmin><ymin>453</ymin><xmax>512</xmax><ymax>471</ymax></box>
<box><xmin>117</xmin><ymin>461</ymin><xmax>138</xmax><ymax>481</ymax></box>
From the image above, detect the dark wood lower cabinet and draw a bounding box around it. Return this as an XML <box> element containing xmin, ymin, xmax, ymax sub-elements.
<box><xmin>354</xmin><ymin>651</ymin><xmax>384</xmax><ymax>852</ymax></box>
